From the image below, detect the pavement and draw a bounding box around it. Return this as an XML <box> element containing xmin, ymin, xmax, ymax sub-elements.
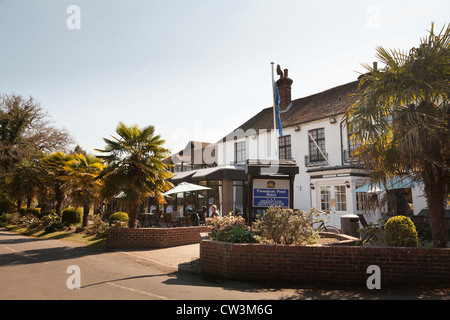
<box><xmin>2</xmin><ymin>228</ymin><xmax>449</xmax><ymax>300</ymax></box>
<box><xmin>113</xmin><ymin>243</ymin><xmax>202</xmax><ymax>273</ymax></box>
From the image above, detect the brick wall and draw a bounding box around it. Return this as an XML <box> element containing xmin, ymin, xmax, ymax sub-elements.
<box><xmin>200</xmin><ymin>238</ymin><xmax>450</xmax><ymax>286</ymax></box>
<box><xmin>106</xmin><ymin>226</ymin><xmax>210</xmax><ymax>250</ymax></box>
<box><xmin>222</xmin><ymin>179</ymin><xmax>233</xmax><ymax>215</ymax></box>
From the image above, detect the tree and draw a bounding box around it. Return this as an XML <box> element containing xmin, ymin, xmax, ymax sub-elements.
<box><xmin>6</xmin><ymin>154</ymin><xmax>43</xmax><ymax>211</ymax></box>
<box><xmin>41</xmin><ymin>152</ymin><xmax>75</xmax><ymax>216</ymax></box>
<box><xmin>66</xmin><ymin>153</ymin><xmax>105</xmax><ymax>227</ymax></box>
<box><xmin>95</xmin><ymin>122</ymin><xmax>173</xmax><ymax>228</ymax></box>
<box><xmin>0</xmin><ymin>94</ymin><xmax>73</xmax><ymax>178</ymax></box>
<box><xmin>344</xmin><ymin>23</ymin><xmax>450</xmax><ymax>247</ymax></box>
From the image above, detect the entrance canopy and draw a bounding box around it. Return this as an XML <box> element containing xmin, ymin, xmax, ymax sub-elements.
<box><xmin>170</xmin><ymin>165</ymin><xmax>247</xmax><ymax>184</ymax></box>
<box><xmin>353</xmin><ymin>176</ymin><xmax>418</xmax><ymax>193</ymax></box>
<box><xmin>162</xmin><ymin>182</ymin><xmax>211</xmax><ymax>196</ymax></box>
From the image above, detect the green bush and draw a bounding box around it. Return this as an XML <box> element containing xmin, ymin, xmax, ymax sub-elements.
<box><xmin>206</xmin><ymin>214</ymin><xmax>255</xmax><ymax>243</ymax></box>
<box><xmin>86</xmin><ymin>216</ymin><xmax>108</xmax><ymax>237</ymax></box>
<box><xmin>252</xmin><ymin>207</ymin><xmax>318</xmax><ymax>245</ymax></box>
<box><xmin>0</xmin><ymin>194</ymin><xmax>15</xmax><ymax>215</ymax></box>
<box><xmin>16</xmin><ymin>207</ymin><xmax>43</xmax><ymax>218</ymax></box>
<box><xmin>44</xmin><ymin>221</ymin><xmax>65</xmax><ymax>233</ymax></box>
<box><xmin>109</xmin><ymin>212</ymin><xmax>129</xmax><ymax>226</ymax></box>
<box><xmin>42</xmin><ymin>209</ymin><xmax>56</xmax><ymax>217</ymax></box>
<box><xmin>61</xmin><ymin>207</ymin><xmax>83</xmax><ymax>226</ymax></box>
<box><xmin>384</xmin><ymin>215</ymin><xmax>418</xmax><ymax>247</ymax></box>
<box><xmin>41</xmin><ymin>213</ymin><xmax>58</xmax><ymax>227</ymax></box>
<box><xmin>0</xmin><ymin>212</ymin><xmax>21</xmax><ymax>225</ymax></box>
<box><xmin>29</xmin><ymin>207</ymin><xmax>42</xmax><ymax>219</ymax></box>
<box><xmin>25</xmin><ymin>217</ymin><xmax>41</xmax><ymax>229</ymax></box>
<box><xmin>225</xmin><ymin>225</ymin><xmax>256</xmax><ymax>243</ymax></box>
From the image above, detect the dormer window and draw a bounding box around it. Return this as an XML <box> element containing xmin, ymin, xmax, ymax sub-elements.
<box><xmin>234</xmin><ymin>141</ymin><xmax>246</xmax><ymax>164</ymax></box>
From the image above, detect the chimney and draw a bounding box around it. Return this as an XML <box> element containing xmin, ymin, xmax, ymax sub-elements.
<box><xmin>276</xmin><ymin>66</ymin><xmax>293</xmax><ymax>111</ymax></box>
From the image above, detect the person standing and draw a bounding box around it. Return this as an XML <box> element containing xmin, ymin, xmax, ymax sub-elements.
<box><xmin>211</xmin><ymin>205</ymin><xmax>220</xmax><ymax>217</ymax></box>
<box><xmin>198</xmin><ymin>206</ymin><xmax>207</xmax><ymax>224</ymax></box>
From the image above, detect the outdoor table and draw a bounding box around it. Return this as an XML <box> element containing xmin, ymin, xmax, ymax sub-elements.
<box><xmin>139</xmin><ymin>212</ymin><xmax>158</xmax><ymax>227</ymax></box>
<box><xmin>173</xmin><ymin>216</ymin><xmax>187</xmax><ymax>227</ymax></box>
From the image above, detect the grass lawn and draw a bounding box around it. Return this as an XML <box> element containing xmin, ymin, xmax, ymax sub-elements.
<box><xmin>1</xmin><ymin>223</ymin><xmax>106</xmax><ymax>249</ymax></box>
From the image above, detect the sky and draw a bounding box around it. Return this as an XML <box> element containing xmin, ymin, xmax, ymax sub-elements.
<box><xmin>0</xmin><ymin>0</ymin><xmax>448</xmax><ymax>155</ymax></box>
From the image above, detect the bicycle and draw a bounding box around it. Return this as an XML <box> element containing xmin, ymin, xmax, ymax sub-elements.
<box><xmin>314</xmin><ymin>219</ymin><xmax>341</xmax><ymax>234</ymax></box>
<box><xmin>308</xmin><ymin>209</ymin><xmax>341</xmax><ymax>234</ymax></box>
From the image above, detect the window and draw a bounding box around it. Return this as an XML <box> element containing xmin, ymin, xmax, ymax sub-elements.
<box><xmin>279</xmin><ymin>135</ymin><xmax>292</xmax><ymax>160</ymax></box>
<box><xmin>320</xmin><ymin>186</ymin><xmax>331</xmax><ymax>211</ymax></box>
<box><xmin>334</xmin><ymin>186</ymin><xmax>347</xmax><ymax>211</ymax></box>
<box><xmin>235</xmin><ymin>141</ymin><xmax>246</xmax><ymax>163</ymax></box>
<box><xmin>308</xmin><ymin>128</ymin><xmax>326</xmax><ymax>162</ymax></box>
<box><xmin>345</xmin><ymin>126</ymin><xmax>361</xmax><ymax>163</ymax></box>
<box><xmin>348</xmin><ymin>132</ymin><xmax>359</xmax><ymax>155</ymax></box>
<box><xmin>356</xmin><ymin>190</ymin><xmax>368</xmax><ymax>211</ymax></box>
<box><xmin>320</xmin><ymin>185</ymin><xmax>347</xmax><ymax>212</ymax></box>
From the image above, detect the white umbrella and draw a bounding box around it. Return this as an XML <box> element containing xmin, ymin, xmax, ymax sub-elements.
<box><xmin>163</xmin><ymin>182</ymin><xmax>211</xmax><ymax>196</ymax></box>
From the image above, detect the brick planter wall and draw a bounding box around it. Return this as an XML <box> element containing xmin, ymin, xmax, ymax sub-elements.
<box><xmin>106</xmin><ymin>226</ymin><xmax>210</xmax><ymax>250</ymax></box>
<box><xmin>200</xmin><ymin>237</ymin><xmax>450</xmax><ymax>286</ymax></box>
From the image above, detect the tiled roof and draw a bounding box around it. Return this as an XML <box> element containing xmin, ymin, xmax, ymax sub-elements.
<box><xmin>221</xmin><ymin>80</ymin><xmax>362</xmax><ymax>141</ymax></box>
<box><xmin>164</xmin><ymin>140</ymin><xmax>217</xmax><ymax>165</ymax></box>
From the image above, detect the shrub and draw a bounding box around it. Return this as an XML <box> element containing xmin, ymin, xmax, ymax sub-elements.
<box><xmin>0</xmin><ymin>194</ymin><xmax>15</xmax><ymax>214</ymax></box>
<box><xmin>109</xmin><ymin>220</ymin><xmax>128</xmax><ymax>229</ymax></box>
<box><xmin>16</xmin><ymin>207</ymin><xmax>43</xmax><ymax>219</ymax></box>
<box><xmin>41</xmin><ymin>213</ymin><xmax>59</xmax><ymax>227</ymax></box>
<box><xmin>109</xmin><ymin>212</ymin><xmax>129</xmax><ymax>226</ymax></box>
<box><xmin>206</xmin><ymin>214</ymin><xmax>255</xmax><ymax>243</ymax></box>
<box><xmin>42</xmin><ymin>209</ymin><xmax>56</xmax><ymax>216</ymax></box>
<box><xmin>252</xmin><ymin>207</ymin><xmax>318</xmax><ymax>245</ymax></box>
<box><xmin>86</xmin><ymin>216</ymin><xmax>108</xmax><ymax>237</ymax></box>
<box><xmin>29</xmin><ymin>207</ymin><xmax>42</xmax><ymax>219</ymax></box>
<box><xmin>0</xmin><ymin>212</ymin><xmax>21</xmax><ymax>225</ymax></box>
<box><xmin>384</xmin><ymin>215</ymin><xmax>418</xmax><ymax>247</ymax></box>
<box><xmin>225</xmin><ymin>225</ymin><xmax>256</xmax><ymax>243</ymax></box>
<box><xmin>61</xmin><ymin>207</ymin><xmax>83</xmax><ymax>226</ymax></box>
<box><xmin>44</xmin><ymin>221</ymin><xmax>65</xmax><ymax>233</ymax></box>
<box><xmin>25</xmin><ymin>217</ymin><xmax>41</xmax><ymax>229</ymax></box>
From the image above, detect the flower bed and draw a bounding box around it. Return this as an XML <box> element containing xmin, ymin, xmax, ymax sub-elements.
<box><xmin>206</xmin><ymin>208</ymin><xmax>324</xmax><ymax>245</ymax></box>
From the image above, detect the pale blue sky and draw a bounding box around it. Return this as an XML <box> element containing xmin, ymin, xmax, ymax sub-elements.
<box><xmin>0</xmin><ymin>0</ymin><xmax>448</xmax><ymax>154</ymax></box>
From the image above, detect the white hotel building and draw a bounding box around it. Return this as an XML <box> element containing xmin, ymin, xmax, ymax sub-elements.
<box><xmin>169</xmin><ymin>66</ymin><xmax>428</xmax><ymax>229</ymax></box>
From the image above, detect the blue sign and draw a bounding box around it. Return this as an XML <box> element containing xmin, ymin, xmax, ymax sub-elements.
<box><xmin>253</xmin><ymin>188</ymin><xmax>289</xmax><ymax>208</ymax></box>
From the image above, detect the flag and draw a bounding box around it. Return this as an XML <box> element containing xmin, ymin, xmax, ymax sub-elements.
<box><xmin>274</xmin><ymin>83</ymin><xmax>283</xmax><ymax>137</ymax></box>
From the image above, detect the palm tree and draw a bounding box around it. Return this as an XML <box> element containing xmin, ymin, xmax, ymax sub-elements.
<box><xmin>95</xmin><ymin>122</ymin><xmax>173</xmax><ymax>228</ymax></box>
<box><xmin>41</xmin><ymin>152</ymin><xmax>75</xmax><ymax>216</ymax></box>
<box><xmin>344</xmin><ymin>23</ymin><xmax>449</xmax><ymax>247</ymax></box>
<box><xmin>66</xmin><ymin>153</ymin><xmax>105</xmax><ymax>227</ymax></box>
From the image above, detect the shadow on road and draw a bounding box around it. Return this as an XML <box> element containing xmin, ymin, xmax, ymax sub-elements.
<box><xmin>0</xmin><ymin>230</ymin><xmax>105</xmax><ymax>267</ymax></box>
<box><xmin>81</xmin><ymin>273</ymin><xmax>175</xmax><ymax>289</ymax></box>
<box><xmin>159</xmin><ymin>261</ymin><xmax>450</xmax><ymax>300</ymax></box>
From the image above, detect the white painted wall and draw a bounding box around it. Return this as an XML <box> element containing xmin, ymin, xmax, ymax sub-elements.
<box><xmin>216</xmin><ymin>114</ymin><xmax>431</xmax><ymax>229</ymax></box>
<box><xmin>217</xmin><ymin>115</ymin><xmax>350</xmax><ymax>212</ymax></box>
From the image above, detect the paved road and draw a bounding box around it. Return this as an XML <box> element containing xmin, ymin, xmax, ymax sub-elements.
<box><xmin>0</xmin><ymin>229</ymin><xmax>448</xmax><ymax>302</ymax></box>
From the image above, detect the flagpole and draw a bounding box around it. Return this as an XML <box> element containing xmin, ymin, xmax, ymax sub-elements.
<box><xmin>271</xmin><ymin>62</ymin><xmax>278</xmax><ymax>157</ymax></box>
